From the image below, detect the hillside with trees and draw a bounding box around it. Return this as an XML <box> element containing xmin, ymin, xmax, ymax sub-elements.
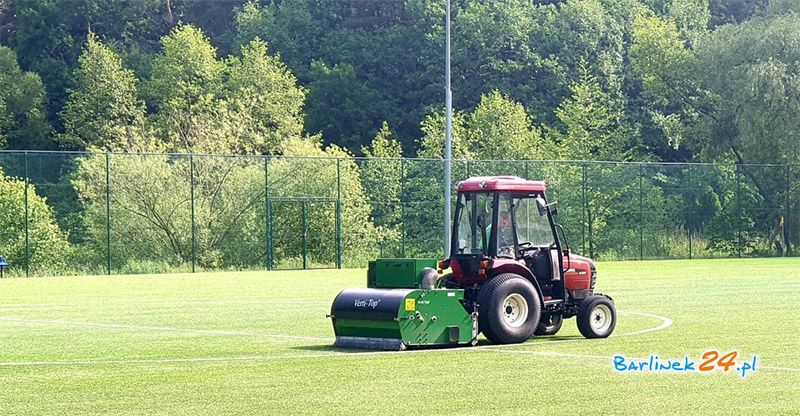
<box><xmin>0</xmin><ymin>0</ymin><xmax>798</xmax><ymax>274</ymax></box>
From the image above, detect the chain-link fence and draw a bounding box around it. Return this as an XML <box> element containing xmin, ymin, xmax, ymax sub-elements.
<box><xmin>0</xmin><ymin>150</ymin><xmax>796</xmax><ymax>276</ymax></box>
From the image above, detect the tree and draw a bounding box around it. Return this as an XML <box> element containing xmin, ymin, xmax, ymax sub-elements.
<box><xmin>0</xmin><ymin>46</ymin><xmax>51</xmax><ymax>149</ymax></box>
<box><xmin>667</xmin><ymin>0</ymin><xmax>711</xmax><ymax>46</ymax></box>
<box><xmin>554</xmin><ymin>63</ymin><xmax>639</xmax><ymax>161</ymax></box>
<box><xmin>304</xmin><ymin>61</ymin><xmax>389</xmax><ymax>153</ymax></box>
<box><xmin>630</xmin><ymin>14</ymin><xmax>697</xmax><ymax>151</ymax></box>
<box><xmin>361</xmin><ymin>122</ymin><xmax>404</xmax><ymax>256</ymax></box>
<box><xmin>60</xmin><ymin>33</ymin><xmax>145</xmax><ymax>151</ymax></box>
<box><xmin>225</xmin><ymin>38</ymin><xmax>306</xmax><ymax>154</ymax></box>
<box><xmin>0</xmin><ymin>167</ymin><xmax>72</xmax><ymax>275</ymax></box>
<box><xmin>416</xmin><ymin>110</ymin><xmax>470</xmax><ymax>160</ymax></box>
<box><xmin>466</xmin><ymin>91</ymin><xmax>551</xmax><ymax>160</ymax></box>
<box><xmin>145</xmin><ymin>24</ymin><xmax>226</xmax><ymax>153</ymax></box>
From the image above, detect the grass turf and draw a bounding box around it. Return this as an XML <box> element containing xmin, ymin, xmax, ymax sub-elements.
<box><xmin>1</xmin><ymin>258</ymin><xmax>799</xmax><ymax>415</ymax></box>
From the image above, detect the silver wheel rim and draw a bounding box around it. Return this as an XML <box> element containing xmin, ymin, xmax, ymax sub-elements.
<box><xmin>502</xmin><ymin>294</ymin><xmax>529</xmax><ymax>328</ymax></box>
<box><xmin>590</xmin><ymin>304</ymin><xmax>612</xmax><ymax>333</ymax></box>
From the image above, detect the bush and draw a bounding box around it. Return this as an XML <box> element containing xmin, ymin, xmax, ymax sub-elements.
<box><xmin>0</xmin><ymin>168</ymin><xmax>72</xmax><ymax>275</ymax></box>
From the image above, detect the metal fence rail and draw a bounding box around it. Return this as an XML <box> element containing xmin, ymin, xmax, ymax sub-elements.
<box><xmin>0</xmin><ymin>150</ymin><xmax>796</xmax><ymax>277</ymax></box>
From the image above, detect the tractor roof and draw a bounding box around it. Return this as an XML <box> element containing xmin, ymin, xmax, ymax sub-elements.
<box><xmin>458</xmin><ymin>176</ymin><xmax>547</xmax><ymax>193</ymax></box>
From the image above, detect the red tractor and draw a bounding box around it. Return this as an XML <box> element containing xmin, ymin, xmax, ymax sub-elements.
<box><xmin>440</xmin><ymin>176</ymin><xmax>616</xmax><ymax>343</ymax></box>
<box><xmin>330</xmin><ymin>176</ymin><xmax>615</xmax><ymax>350</ymax></box>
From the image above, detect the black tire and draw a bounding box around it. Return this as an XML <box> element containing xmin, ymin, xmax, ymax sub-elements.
<box><xmin>477</xmin><ymin>273</ymin><xmax>541</xmax><ymax>344</ymax></box>
<box><xmin>534</xmin><ymin>313</ymin><xmax>564</xmax><ymax>336</ymax></box>
<box><xmin>576</xmin><ymin>295</ymin><xmax>616</xmax><ymax>339</ymax></box>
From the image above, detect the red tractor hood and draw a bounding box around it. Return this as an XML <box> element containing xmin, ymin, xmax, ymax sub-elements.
<box><xmin>563</xmin><ymin>253</ymin><xmax>595</xmax><ymax>291</ymax></box>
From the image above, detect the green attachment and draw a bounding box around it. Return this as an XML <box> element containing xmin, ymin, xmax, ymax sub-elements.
<box><xmin>367</xmin><ymin>258</ymin><xmax>438</xmax><ymax>289</ymax></box>
<box><xmin>330</xmin><ymin>288</ymin><xmax>477</xmax><ymax>350</ymax></box>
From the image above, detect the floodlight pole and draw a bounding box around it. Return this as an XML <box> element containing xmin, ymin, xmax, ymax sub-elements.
<box><xmin>444</xmin><ymin>0</ymin><xmax>453</xmax><ymax>258</ymax></box>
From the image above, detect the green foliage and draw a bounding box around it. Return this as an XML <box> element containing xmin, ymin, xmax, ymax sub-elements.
<box><xmin>60</xmin><ymin>33</ymin><xmax>145</xmax><ymax>151</ymax></box>
<box><xmin>416</xmin><ymin>110</ymin><xmax>470</xmax><ymax>159</ymax></box>
<box><xmin>630</xmin><ymin>14</ymin><xmax>698</xmax><ymax>151</ymax></box>
<box><xmin>466</xmin><ymin>91</ymin><xmax>551</xmax><ymax>160</ymax></box>
<box><xmin>554</xmin><ymin>64</ymin><xmax>639</xmax><ymax>161</ymax></box>
<box><xmin>360</xmin><ymin>122</ymin><xmax>404</xmax><ymax>256</ymax></box>
<box><xmin>304</xmin><ymin>61</ymin><xmax>388</xmax><ymax>153</ymax></box>
<box><xmin>667</xmin><ymin>0</ymin><xmax>711</xmax><ymax>45</ymax></box>
<box><xmin>0</xmin><ymin>46</ymin><xmax>51</xmax><ymax>149</ymax></box>
<box><xmin>279</xmin><ymin>136</ymin><xmax>380</xmax><ymax>267</ymax></box>
<box><xmin>146</xmin><ymin>24</ymin><xmax>225</xmax><ymax>129</ymax></box>
<box><xmin>225</xmin><ymin>38</ymin><xmax>306</xmax><ymax>154</ymax></box>
<box><xmin>0</xmin><ymin>167</ymin><xmax>71</xmax><ymax>274</ymax></box>
<box><xmin>140</xmin><ymin>25</ymin><xmax>306</xmax><ymax>155</ymax></box>
<box><xmin>691</xmin><ymin>13</ymin><xmax>800</xmax><ymax>166</ymax></box>
<box><xmin>3</xmin><ymin>0</ymin><xmax>799</xmax><ymax>269</ymax></box>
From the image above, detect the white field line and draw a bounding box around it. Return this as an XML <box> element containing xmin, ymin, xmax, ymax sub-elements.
<box><xmin>0</xmin><ymin>310</ymin><xmax>670</xmax><ymax>367</ymax></box>
<box><xmin>0</xmin><ymin>353</ymin><xmax>344</xmax><ymax>367</ymax></box>
<box><xmin>0</xmin><ymin>317</ymin><xmax>329</xmax><ymax>342</ymax></box>
<box><xmin>2</xmin><ymin>310</ymin><xmax>798</xmax><ymax>373</ymax></box>
<box><xmin>0</xmin><ymin>310</ymin><xmax>668</xmax><ymax>349</ymax></box>
<box><xmin>613</xmin><ymin>311</ymin><xmax>673</xmax><ymax>337</ymax></box>
<box><xmin>0</xmin><ymin>300</ymin><xmax>328</xmax><ymax>309</ymax></box>
<box><xmin>480</xmin><ymin>349</ymin><xmax>609</xmax><ymax>360</ymax></box>
<box><xmin>467</xmin><ymin>310</ymin><xmax>674</xmax><ymax>351</ymax></box>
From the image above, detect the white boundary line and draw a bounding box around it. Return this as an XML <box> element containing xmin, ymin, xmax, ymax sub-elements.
<box><xmin>0</xmin><ymin>300</ymin><xmax>328</xmax><ymax>309</ymax></box>
<box><xmin>0</xmin><ymin>310</ymin><xmax>667</xmax><ymax>349</ymax></box>
<box><xmin>1</xmin><ymin>310</ymin><xmax>798</xmax><ymax>372</ymax></box>
<box><xmin>613</xmin><ymin>311</ymin><xmax>673</xmax><ymax>337</ymax></box>
<box><xmin>0</xmin><ymin>310</ymin><xmax>669</xmax><ymax>367</ymax></box>
<box><xmin>0</xmin><ymin>317</ymin><xmax>329</xmax><ymax>342</ymax></box>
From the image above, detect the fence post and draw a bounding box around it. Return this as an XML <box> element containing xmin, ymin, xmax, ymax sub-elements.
<box><xmin>336</xmin><ymin>158</ymin><xmax>343</xmax><ymax>269</ymax></box>
<box><xmin>639</xmin><ymin>164</ymin><xmax>644</xmax><ymax>261</ymax></box>
<box><xmin>581</xmin><ymin>162</ymin><xmax>586</xmax><ymax>255</ymax></box>
<box><xmin>190</xmin><ymin>154</ymin><xmax>196</xmax><ymax>273</ymax></box>
<box><xmin>736</xmin><ymin>164</ymin><xmax>742</xmax><ymax>258</ymax></box>
<box><xmin>687</xmin><ymin>165</ymin><xmax>692</xmax><ymax>260</ymax></box>
<box><xmin>105</xmin><ymin>153</ymin><xmax>112</xmax><ymax>275</ymax></box>
<box><xmin>23</xmin><ymin>151</ymin><xmax>29</xmax><ymax>277</ymax></box>
<box><xmin>265</xmin><ymin>156</ymin><xmax>272</xmax><ymax>270</ymax></box>
<box><xmin>302</xmin><ymin>200</ymin><xmax>308</xmax><ymax>270</ymax></box>
<box><xmin>585</xmin><ymin>163</ymin><xmax>594</xmax><ymax>259</ymax></box>
<box><xmin>785</xmin><ymin>164</ymin><xmax>790</xmax><ymax>257</ymax></box>
<box><xmin>400</xmin><ymin>158</ymin><xmax>406</xmax><ymax>258</ymax></box>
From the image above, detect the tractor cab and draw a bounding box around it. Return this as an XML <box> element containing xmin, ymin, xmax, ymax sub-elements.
<box><xmin>446</xmin><ymin>176</ymin><xmax>566</xmax><ymax>298</ymax></box>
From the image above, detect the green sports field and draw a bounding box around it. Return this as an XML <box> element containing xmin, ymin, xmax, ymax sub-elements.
<box><xmin>1</xmin><ymin>258</ymin><xmax>799</xmax><ymax>415</ymax></box>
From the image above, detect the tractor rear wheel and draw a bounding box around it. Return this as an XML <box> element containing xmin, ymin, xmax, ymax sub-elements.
<box><xmin>534</xmin><ymin>313</ymin><xmax>563</xmax><ymax>336</ymax></box>
<box><xmin>577</xmin><ymin>295</ymin><xmax>616</xmax><ymax>338</ymax></box>
<box><xmin>478</xmin><ymin>273</ymin><xmax>541</xmax><ymax>344</ymax></box>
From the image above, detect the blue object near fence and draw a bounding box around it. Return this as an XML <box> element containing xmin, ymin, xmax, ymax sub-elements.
<box><xmin>0</xmin><ymin>255</ymin><xmax>7</xmax><ymax>278</ymax></box>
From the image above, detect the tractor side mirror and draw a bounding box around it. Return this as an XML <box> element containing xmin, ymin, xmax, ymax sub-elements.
<box><xmin>536</xmin><ymin>197</ymin><xmax>548</xmax><ymax>216</ymax></box>
<box><xmin>536</xmin><ymin>197</ymin><xmax>558</xmax><ymax>216</ymax></box>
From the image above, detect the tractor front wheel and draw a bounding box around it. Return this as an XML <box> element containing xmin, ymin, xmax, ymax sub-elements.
<box><xmin>478</xmin><ymin>273</ymin><xmax>541</xmax><ymax>344</ymax></box>
<box><xmin>577</xmin><ymin>295</ymin><xmax>616</xmax><ymax>338</ymax></box>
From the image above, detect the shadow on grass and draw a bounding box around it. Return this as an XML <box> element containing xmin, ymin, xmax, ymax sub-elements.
<box><xmin>289</xmin><ymin>334</ymin><xmax>585</xmax><ymax>354</ymax></box>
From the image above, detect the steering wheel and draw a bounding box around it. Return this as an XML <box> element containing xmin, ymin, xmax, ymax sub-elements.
<box><xmin>497</xmin><ymin>245</ymin><xmax>516</xmax><ymax>259</ymax></box>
